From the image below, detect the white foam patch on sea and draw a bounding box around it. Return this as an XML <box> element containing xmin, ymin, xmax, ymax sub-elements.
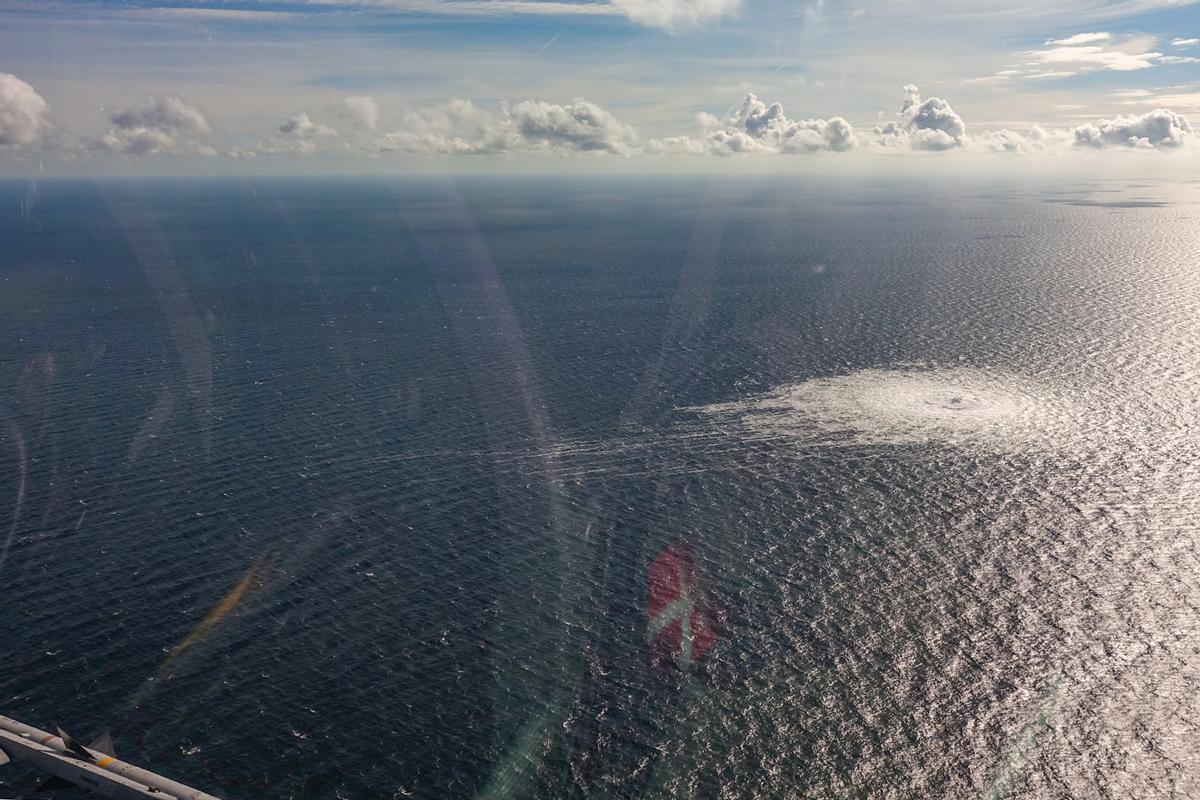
<box><xmin>689</xmin><ymin>366</ymin><xmax>1073</xmax><ymax>448</ymax></box>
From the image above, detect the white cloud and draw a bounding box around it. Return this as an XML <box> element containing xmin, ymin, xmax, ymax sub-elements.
<box><xmin>1121</xmin><ymin>90</ymin><xmax>1200</xmax><ymax>111</ymax></box>
<box><xmin>705</xmin><ymin>93</ymin><xmax>857</xmax><ymax>154</ymax></box>
<box><xmin>229</xmin><ymin>0</ymin><xmax>625</xmax><ymax>18</ymax></box>
<box><xmin>374</xmin><ymin>94</ymin><xmax>855</xmax><ymax>159</ymax></box>
<box><xmin>643</xmin><ymin>135</ymin><xmax>707</xmax><ymax>155</ymax></box>
<box><xmin>979</xmin><ymin>125</ymin><xmax>1072</xmax><ymax>153</ymax></box>
<box><xmin>704</xmin><ymin>128</ymin><xmax>770</xmax><ymax>154</ymax></box>
<box><xmin>377</xmin><ymin>97</ymin><xmax>638</xmax><ymax>155</ymax></box>
<box><xmin>379</xmin><ymin>98</ymin><xmax>511</xmax><ymax>154</ymax></box>
<box><xmin>95</xmin><ymin>96</ymin><xmax>216</xmax><ymax>155</ymax></box>
<box><xmin>1159</xmin><ymin>55</ymin><xmax>1200</xmax><ymax>64</ymax></box>
<box><xmin>979</xmin><ymin>108</ymin><xmax>1193</xmax><ymax>154</ymax></box>
<box><xmin>1029</xmin><ymin>41</ymin><xmax>1163</xmax><ymax>71</ymax></box>
<box><xmin>1045</xmin><ymin>31</ymin><xmax>1112</xmax><ymax>45</ymax></box>
<box><xmin>963</xmin><ymin>75</ymin><xmax>1012</xmax><ymax>85</ymax></box>
<box><xmin>984</xmin><ymin>33</ymin><xmax>1189</xmax><ymax>81</ymax></box>
<box><xmin>0</xmin><ymin>72</ymin><xmax>49</xmax><ymax>148</ymax></box>
<box><xmin>341</xmin><ymin>95</ymin><xmax>380</xmax><ymax>131</ymax></box>
<box><xmin>609</xmin><ymin>0</ymin><xmax>740</xmax><ymax>30</ymax></box>
<box><xmin>260</xmin><ymin>112</ymin><xmax>339</xmax><ymax>153</ymax></box>
<box><xmin>71</xmin><ymin>0</ymin><xmax>1200</xmax><ymax>28</ymax></box>
<box><xmin>1171</xmin><ymin>37</ymin><xmax>1200</xmax><ymax>47</ymax></box>
<box><xmin>1073</xmin><ymin>108</ymin><xmax>1193</xmax><ymax>148</ymax></box>
<box><xmin>280</xmin><ymin>112</ymin><xmax>337</xmax><ymax>139</ymax></box>
<box><xmin>874</xmin><ymin>85</ymin><xmax>968</xmax><ymax>151</ymax></box>
<box><xmin>234</xmin><ymin>111</ymin><xmax>342</xmax><ymax>156</ymax></box>
<box><xmin>508</xmin><ymin>98</ymin><xmax>639</xmax><ymax>153</ymax></box>
<box><xmin>254</xmin><ymin>98</ymin><xmax>638</xmax><ymax>160</ymax></box>
<box><xmin>254</xmin><ymin>0</ymin><xmax>736</xmax><ymax>27</ymax></box>
<box><xmin>127</xmin><ymin>7</ymin><xmax>304</xmax><ymax>21</ymax></box>
<box><xmin>10</xmin><ymin>80</ymin><xmax>1198</xmax><ymax>163</ymax></box>
<box><xmin>979</xmin><ymin>129</ymin><xmax>1035</xmax><ymax>154</ymax></box>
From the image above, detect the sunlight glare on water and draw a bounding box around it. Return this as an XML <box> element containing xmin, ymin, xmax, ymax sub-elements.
<box><xmin>2</xmin><ymin>178</ymin><xmax>1200</xmax><ymax>799</ymax></box>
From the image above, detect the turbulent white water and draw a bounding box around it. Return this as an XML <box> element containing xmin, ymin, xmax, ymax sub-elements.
<box><xmin>692</xmin><ymin>366</ymin><xmax>1074</xmax><ymax>448</ymax></box>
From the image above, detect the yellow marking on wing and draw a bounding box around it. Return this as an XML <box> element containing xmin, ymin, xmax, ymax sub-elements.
<box><xmin>96</xmin><ymin>756</ymin><xmax>115</xmax><ymax>768</ymax></box>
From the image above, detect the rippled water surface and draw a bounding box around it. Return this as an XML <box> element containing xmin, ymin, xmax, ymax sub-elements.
<box><xmin>2</xmin><ymin>177</ymin><xmax>1200</xmax><ymax>799</ymax></box>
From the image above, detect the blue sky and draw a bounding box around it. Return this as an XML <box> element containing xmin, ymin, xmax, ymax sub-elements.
<box><xmin>1</xmin><ymin>0</ymin><xmax>1199</xmax><ymax>172</ymax></box>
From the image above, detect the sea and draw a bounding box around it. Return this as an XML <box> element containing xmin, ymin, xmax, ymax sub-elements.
<box><xmin>1</xmin><ymin>175</ymin><xmax>1199</xmax><ymax>799</ymax></box>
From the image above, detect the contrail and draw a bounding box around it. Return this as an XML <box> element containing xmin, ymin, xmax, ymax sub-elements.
<box><xmin>539</xmin><ymin>29</ymin><xmax>563</xmax><ymax>51</ymax></box>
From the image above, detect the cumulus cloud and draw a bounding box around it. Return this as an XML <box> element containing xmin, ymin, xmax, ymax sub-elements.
<box><xmin>874</xmin><ymin>85</ymin><xmax>968</xmax><ymax>151</ymax></box>
<box><xmin>11</xmin><ymin>81</ymin><xmax>1197</xmax><ymax>163</ymax></box>
<box><xmin>978</xmin><ymin>109</ymin><xmax>1193</xmax><ymax>155</ymax></box>
<box><xmin>508</xmin><ymin>98</ymin><xmax>639</xmax><ymax>154</ymax></box>
<box><xmin>378</xmin><ymin>98</ymin><xmax>516</xmax><ymax>154</ymax></box>
<box><xmin>263</xmin><ymin>112</ymin><xmax>339</xmax><ymax>154</ymax></box>
<box><xmin>341</xmin><ymin>95</ymin><xmax>380</xmax><ymax>131</ymax></box>
<box><xmin>643</xmin><ymin>135</ymin><xmax>707</xmax><ymax>155</ymax></box>
<box><xmin>232</xmin><ymin>111</ymin><xmax>341</xmax><ymax>157</ymax></box>
<box><xmin>368</xmin><ymin>88</ymin><xmax>1189</xmax><ymax>160</ymax></box>
<box><xmin>96</xmin><ymin>96</ymin><xmax>216</xmax><ymax>155</ymax></box>
<box><xmin>704</xmin><ymin>127</ymin><xmax>770</xmax><ymax>154</ymax></box>
<box><xmin>705</xmin><ymin>93</ymin><xmax>856</xmax><ymax>154</ymax></box>
<box><xmin>280</xmin><ymin>112</ymin><xmax>336</xmax><ymax>139</ymax></box>
<box><xmin>979</xmin><ymin>125</ymin><xmax>1072</xmax><ymax>154</ymax></box>
<box><xmin>0</xmin><ymin>72</ymin><xmax>50</xmax><ymax>148</ymax></box>
<box><xmin>1073</xmin><ymin>108</ymin><xmax>1193</xmax><ymax>148</ymax></box>
<box><xmin>610</xmin><ymin>0</ymin><xmax>739</xmax><ymax>30</ymax></box>
<box><xmin>378</xmin><ymin>97</ymin><xmax>639</xmax><ymax>155</ymax></box>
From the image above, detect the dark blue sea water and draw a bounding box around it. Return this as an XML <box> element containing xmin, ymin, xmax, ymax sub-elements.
<box><xmin>2</xmin><ymin>176</ymin><xmax>1200</xmax><ymax>799</ymax></box>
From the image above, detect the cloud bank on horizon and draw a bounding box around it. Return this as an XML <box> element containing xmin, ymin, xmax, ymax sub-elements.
<box><xmin>1</xmin><ymin>71</ymin><xmax>1193</xmax><ymax>163</ymax></box>
<box><xmin>1</xmin><ymin>0</ymin><xmax>1199</xmax><ymax>169</ymax></box>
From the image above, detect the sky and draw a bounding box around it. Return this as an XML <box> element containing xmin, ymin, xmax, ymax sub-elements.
<box><xmin>0</xmin><ymin>0</ymin><xmax>1199</xmax><ymax>174</ymax></box>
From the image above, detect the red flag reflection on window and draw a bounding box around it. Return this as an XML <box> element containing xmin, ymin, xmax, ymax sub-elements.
<box><xmin>646</xmin><ymin>544</ymin><xmax>717</xmax><ymax>670</ymax></box>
